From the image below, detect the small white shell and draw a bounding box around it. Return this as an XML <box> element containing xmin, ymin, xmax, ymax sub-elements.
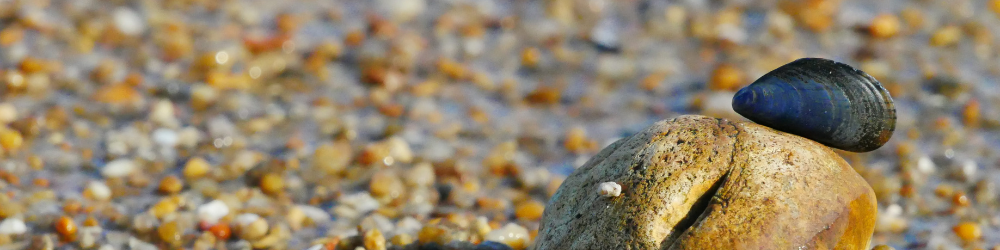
<box><xmin>598</xmin><ymin>182</ymin><xmax>622</xmax><ymax>197</ymax></box>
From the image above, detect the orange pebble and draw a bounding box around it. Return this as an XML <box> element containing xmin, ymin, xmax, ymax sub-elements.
<box><xmin>54</xmin><ymin>216</ymin><xmax>77</xmax><ymax>241</ymax></box>
<box><xmin>952</xmin><ymin>192</ymin><xmax>971</xmax><ymax>207</ymax></box>
<box><xmin>514</xmin><ymin>200</ymin><xmax>545</xmax><ymax>221</ymax></box>
<box><xmin>708</xmin><ymin>64</ymin><xmax>746</xmax><ymax>91</ymax></box>
<box><xmin>954</xmin><ymin>222</ymin><xmax>982</xmax><ymax>241</ymax></box>
<box><xmin>991</xmin><ymin>0</ymin><xmax>1000</xmax><ymax>16</ymax></box>
<box><xmin>92</xmin><ymin>84</ymin><xmax>141</xmax><ymax>104</ymax></box>
<box><xmin>209</xmin><ymin>223</ymin><xmax>232</xmax><ymax>240</ymax></box>
<box><xmin>963</xmin><ymin>99</ymin><xmax>981</xmax><ymax>127</ymax></box>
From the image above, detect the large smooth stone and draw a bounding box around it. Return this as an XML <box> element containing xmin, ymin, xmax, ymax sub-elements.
<box><xmin>536</xmin><ymin>115</ymin><xmax>876</xmax><ymax>249</ymax></box>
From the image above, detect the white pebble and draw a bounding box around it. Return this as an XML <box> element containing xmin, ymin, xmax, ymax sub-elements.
<box><xmin>176</xmin><ymin>127</ymin><xmax>202</xmax><ymax>148</ymax></box>
<box><xmin>395</xmin><ymin>216</ymin><xmax>422</xmax><ymax>236</ymax></box>
<box><xmin>149</xmin><ymin>100</ymin><xmax>177</xmax><ymax>127</ymax></box>
<box><xmin>113</xmin><ymin>7</ymin><xmax>145</xmax><ymax>35</ymax></box>
<box><xmin>296</xmin><ymin>205</ymin><xmax>331</xmax><ymax>222</ymax></box>
<box><xmin>305</xmin><ymin>245</ymin><xmax>324</xmax><ymax>250</ymax></box>
<box><xmin>86</xmin><ymin>181</ymin><xmax>112</xmax><ymax>201</ymax></box>
<box><xmin>128</xmin><ymin>237</ymin><xmax>158</xmax><ymax>250</ymax></box>
<box><xmin>387</xmin><ymin>137</ymin><xmax>413</xmax><ymax>164</ymax></box>
<box><xmin>197</xmin><ymin>200</ymin><xmax>231</xmax><ymax>225</ymax></box>
<box><xmin>917</xmin><ymin>156</ymin><xmax>935</xmax><ymax>174</ymax></box>
<box><xmin>101</xmin><ymin>159</ymin><xmax>136</xmax><ymax>178</ymax></box>
<box><xmin>235</xmin><ymin>213</ymin><xmax>262</xmax><ymax>226</ymax></box>
<box><xmin>598</xmin><ymin>182</ymin><xmax>622</xmax><ymax>197</ymax></box>
<box><xmin>962</xmin><ymin>160</ymin><xmax>977</xmax><ymax>179</ymax></box>
<box><xmin>379</xmin><ymin>0</ymin><xmax>425</xmax><ymax>22</ymax></box>
<box><xmin>0</xmin><ymin>103</ymin><xmax>17</xmax><ymax>125</ymax></box>
<box><xmin>405</xmin><ymin>162</ymin><xmax>435</xmax><ymax>187</ymax></box>
<box><xmin>152</xmin><ymin>128</ymin><xmax>178</xmax><ymax>147</ymax></box>
<box><xmin>0</xmin><ymin>218</ymin><xmax>27</xmax><ymax>235</ymax></box>
<box><xmin>341</xmin><ymin>192</ymin><xmax>380</xmax><ymax>214</ymax></box>
<box><xmin>485</xmin><ymin>223</ymin><xmax>529</xmax><ymax>243</ymax></box>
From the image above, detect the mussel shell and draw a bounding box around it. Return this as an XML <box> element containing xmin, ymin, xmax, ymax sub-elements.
<box><xmin>732</xmin><ymin>58</ymin><xmax>896</xmax><ymax>152</ymax></box>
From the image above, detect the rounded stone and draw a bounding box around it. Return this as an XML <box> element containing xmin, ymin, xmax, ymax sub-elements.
<box><xmin>536</xmin><ymin>115</ymin><xmax>877</xmax><ymax>249</ymax></box>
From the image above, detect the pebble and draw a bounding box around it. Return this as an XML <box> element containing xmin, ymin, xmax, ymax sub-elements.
<box><xmin>128</xmin><ymin>237</ymin><xmax>158</xmax><ymax>250</ymax></box>
<box><xmin>871</xmin><ymin>245</ymin><xmax>895</xmax><ymax>250</ymax></box>
<box><xmin>0</xmin><ymin>103</ymin><xmax>16</xmax><ymax>125</ymax></box>
<box><xmin>363</xmin><ymin>228</ymin><xmax>387</xmax><ymax>250</ymax></box>
<box><xmin>0</xmin><ymin>127</ymin><xmax>23</xmax><ymax>152</ymax></box>
<box><xmin>514</xmin><ymin>200</ymin><xmax>545</xmax><ymax>221</ymax></box>
<box><xmin>197</xmin><ymin>200</ymin><xmax>230</xmax><ymax>225</ymax></box>
<box><xmin>484</xmin><ymin>223</ymin><xmax>529</xmax><ymax>250</ymax></box>
<box><xmin>930</xmin><ymin>25</ymin><xmax>962</xmax><ymax>46</ymax></box>
<box><xmin>313</xmin><ymin>142</ymin><xmax>353</xmax><ymax>175</ymax></box>
<box><xmin>209</xmin><ymin>223</ymin><xmax>232</xmax><ymax>240</ymax></box>
<box><xmin>112</xmin><ymin>7</ymin><xmax>145</xmax><ymax>36</ymax></box>
<box><xmin>158</xmin><ymin>175</ymin><xmax>184</xmax><ymax>194</ymax></box>
<box><xmin>150</xmin><ymin>199</ymin><xmax>179</xmax><ymax>219</ymax></box>
<box><xmin>405</xmin><ymin>162</ymin><xmax>436</xmax><ymax>187</ymax></box>
<box><xmin>158</xmin><ymin>220</ymin><xmax>183</xmax><ymax>245</ymax></box>
<box><xmin>259</xmin><ymin>173</ymin><xmax>284</xmax><ymax>195</ymax></box>
<box><xmin>55</xmin><ymin>216</ymin><xmax>77</xmax><ymax>241</ymax></box>
<box><xmin>237</xmin><ymin>216</ymin><xmax>268</xmax><ymax>240</ymax></box>
<box><xmin>85</xmin><ymin>181</ymin><xmax>112</xmax><ymax>201</ymax></box>
<box><xmin>101</xmin><ymin>159</ymin><xmax>136</xmax><ymax>178</ymax></box>
<box><xmin>0</xmin><ymin>218</ymin><xmax>27</xmax><ymax>235</ymax></box>
<box><xmin>183</xmin><ymin>157</ymin><xmax>212</xmax><ymax>179</ymax></box>
<box><xmin>296</xmin><ymin>205</ymin><xmax>331</xmax><ymax>223</ymax></box>
<box><xmin>869</xmin><ymin>14</ymin><xmax>901</xmax><ymax>39</ymax></box>
<box><xmin>597</xmin><ymin>182</ymin><xmax>622</xmax><ymax>197</ymax></box>
<box><xmin>953</xmin><ymin>222</ymin><xmax>982</xmax><ymax>242</ymax></box>
<box><xmin>708</xmin><ymin>64</ymin><xmax>745</xmax><ymax>91</ymax></box>
<box><xmin>370</xmin><ymin>171</ymin><xmax>404</xmax><ymax>199</ymax></box>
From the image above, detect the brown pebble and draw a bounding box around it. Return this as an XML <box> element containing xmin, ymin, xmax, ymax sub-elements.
<box><xmin>62</xmin><ymin>200</ymin><xmax>81</xmax><ymax>214</ymax></box>
<box><xmin>158</xmin><ymin>220</ymin><xmax>183</xmax><ymax>245</ymax></box>
<box><xmin>260</xmin><ymin>173</ymin><xmax>284</xmax><ymax>195</ymax></box>
<box><xmin>0</xmin><ymin>25</ymin><xmax>23</xmax><ymax>46</ymax></box>
<box><xmin>514</xmin><ymin>200</ymin><xmax>545</xmax><ymax>221</ymax></box>
<box><xmin>934</xmin><ymin>184</ymin><xmax>954</xmax><ymax>197</ymax></box>
<box><xmin>525</xmin><ymin>86</ymin><xmax>561</xmax><ymax>105</ymax></box>
<box><xmin>158</xmin><ymin>175</ymin><xmax>184</xmax><ymax>194</ymax></box>
<box><xmin>370</xmin><ymin>171</ymin><xmax>404</xmax><ymax>199</ymax></box>
<box><xmin>93</xmin><ymin>84</ymin><xmax>142</xmax><ymax>104</ymax></box>
<box><xmin>640</xmin><ymin>72</ymin><xmax>667</xmax><ymax>92</ymax></box>
<box><xmin>963</xmin><ymin>99</ymin><xmax>981</xmax><ymax>127</ymax></box>
<box><xmin>521</xmin><ymin>47</ymin><xmax>541</xmax><ymax>68</ymax></box>
<box><xmin>344</xmin><ymin>29</ymin><xmax>365</xmax><ymax>47</ymax></box>
<box><xmin>708</xmin><ymin>64</ymin><xmax>745</xmax><ymax>91</ymax></box>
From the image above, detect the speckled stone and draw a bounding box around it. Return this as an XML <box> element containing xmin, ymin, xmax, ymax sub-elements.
<box><xmin>536</xmin><ymin>115</ymin><xmax>876</xmax><ymax>249</ymax></box>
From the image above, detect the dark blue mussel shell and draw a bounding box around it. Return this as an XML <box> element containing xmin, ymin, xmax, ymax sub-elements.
<box><xmin>732</xmin><ymin>58</ymin><xmax>896</xmax><ymax>152</ymax></box>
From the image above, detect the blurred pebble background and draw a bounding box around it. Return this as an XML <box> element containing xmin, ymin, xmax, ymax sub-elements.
<box><xmin>0</xmin><ymin>0</ymin><xmax>998</xmax><ymax>249</ymax></box>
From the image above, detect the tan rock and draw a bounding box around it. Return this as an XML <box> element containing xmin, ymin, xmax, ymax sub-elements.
<box><xmin>536</xmin><ymin>115</ymin><xmax>876</xmax><ymax>250</ymax></box>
